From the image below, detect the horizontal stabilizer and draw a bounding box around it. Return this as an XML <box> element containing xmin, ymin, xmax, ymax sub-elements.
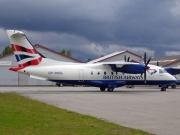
<box><xmin>9</xmin><ymin>67</ymin><xmax>24</xmax><ymax>71</ymax></box>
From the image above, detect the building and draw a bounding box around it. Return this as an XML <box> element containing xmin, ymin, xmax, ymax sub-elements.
<box><xmin>0</xmin><ymin>44</ymin><xmax>83</xmax><ymax>86</ymax></box>
<box><xmin>150</xmin><ymin>55</ymin><xmax>180</xmax><ymax>67</ymax></box>
<box><xmin>88</xmin><ymin>50</ymin><xmax>142</xmax><ymax>63</ymax></box>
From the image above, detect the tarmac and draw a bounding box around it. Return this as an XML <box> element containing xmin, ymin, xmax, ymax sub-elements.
<box><xmin>1</xmin><ymin>86</ymin><xmax>180</xmax><ymax>135</ymax></box>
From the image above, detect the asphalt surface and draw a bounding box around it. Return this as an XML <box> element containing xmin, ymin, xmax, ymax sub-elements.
<box><xmin>1</xmin><ymin>86</ymin><xmax>180</xmax><ymax>135</ymax></box>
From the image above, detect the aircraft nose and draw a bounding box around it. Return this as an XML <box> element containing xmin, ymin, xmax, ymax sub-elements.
<box><xmin>168</xmin><ymin>73</ymin><xmax>177</xmax><ymax>82</ymax></box>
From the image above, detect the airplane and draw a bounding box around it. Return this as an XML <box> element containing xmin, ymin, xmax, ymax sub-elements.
<box><xmin>6</xmin><ymin>30</ymin><xmax>177</xmax><ymax>92</ymax></box>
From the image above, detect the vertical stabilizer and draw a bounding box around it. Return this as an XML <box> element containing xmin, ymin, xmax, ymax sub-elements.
<box><xmin>7</xmin><ymin>30</ymin><xmax>42</xmax><ymax>71</ymax></box>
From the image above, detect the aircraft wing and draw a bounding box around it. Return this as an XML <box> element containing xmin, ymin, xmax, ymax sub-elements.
<box><xmin>164</xmin><ymin>67</ymin><xmax>180</xmax><ymax>75</ymax></box>
<box><xmin>99</xmin><ymin>61</ymin><xmax>145</xmax><ymax>74</ymax></box>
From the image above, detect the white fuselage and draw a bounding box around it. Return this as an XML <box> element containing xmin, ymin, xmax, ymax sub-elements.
<box><xmin>19</xmin><ymin>61</ymin><xmax>176</xmax><ymax>87</ymax></box>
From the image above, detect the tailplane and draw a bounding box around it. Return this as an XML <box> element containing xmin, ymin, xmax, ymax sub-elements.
<box><xmin>7</xmin><ymin>30</ymin><xmax>42</xmax><ymax>71</ymax></box>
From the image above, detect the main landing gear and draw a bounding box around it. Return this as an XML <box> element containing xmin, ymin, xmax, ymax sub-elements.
<box><xmin>161</xmin><ymin>88</ymin><xmax>166</xmax><ymax>91</ymax></box>
<box><xmin>100</xmin><ymin>87</ymin><xmax>114</xmax><ymax>92</ymax></box>
<box><xmin>171</xmin><ymin>85</ymin><xmax>176</xmax><ymax>89</ymax></box>
<box><xmin>100</xmin><ymin>87</ymin><xmax>106</xmax><ymax>91</ymax></box>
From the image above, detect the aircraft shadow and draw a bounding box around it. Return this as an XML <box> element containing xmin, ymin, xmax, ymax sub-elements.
<box><xmin>19</xmin><ymin>89</ymin><xmax>163</xmax><ymax>94</ymax></box>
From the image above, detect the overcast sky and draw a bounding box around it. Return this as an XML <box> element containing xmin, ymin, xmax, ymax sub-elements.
<box><xmin>0</xmin><ymin>0</ymin><xmax>180</xmax><ymax>61</ymax></box>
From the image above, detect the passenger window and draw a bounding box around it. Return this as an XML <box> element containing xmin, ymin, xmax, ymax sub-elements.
<box><xmin>91</xmin><ymin>71</ymin><xmax>93</xmax><ymax>75</ymax></box>
<box><xmin>104</xmin><ymin>71</ymin><xmax>106</xmax><ymax>75</ymax></box>
<box><xmin>97</xmin><ymin>72</ymin><xmax>100</xmax><ymax>75</ymax></box>
<box><xmin>111</xmin><ymin>72</ymin><xmax>113</xmax><ymax>75</ymax></box>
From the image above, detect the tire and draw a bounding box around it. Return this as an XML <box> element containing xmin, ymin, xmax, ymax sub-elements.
<box><xmin>56</xmin><ymin>83</ymin><xmax>60</xmax><ymax>87</ymax></box>
<box><xmin>107</xmin><ymin>88</ymin><xmax>114</xmax><ymax>92</ymax></box>
<box><xmin>161</xmin><ymin>88</ymin><xmax>166</xmax><ymax>91</ymax></box>
<box><xmin>100</xmin><ymin>87</ymin><xmax>106</xmax><ymax>91</ymax></box>
<box><xmin>171</xmin><ymin>85</ymin><xmax>176</xmax><ymax>89</ymax></box>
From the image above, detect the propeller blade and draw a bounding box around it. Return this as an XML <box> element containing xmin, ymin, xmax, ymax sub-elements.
<box><xmin>144</xmin><ymin>52</ymin><xmax>146</xmax><ymax>65</ymax></box>
<box><xmin>146</xmin><ymin>58</ymin><xmax>151</xmax><ymax>66</ymax></box>
<box><xmin>144</xmin><ymin>70</ymin><xmax>146</xmax><ymax>83</ymax></box>
<box><xmin>127</xmin><ymin>57</ymin><xmax>130</xmax><ymax>62</ymax></box>
<box><xmin>124</xmin><ymin>55</ymin><xmax>126</xmax><ymax>62</ymax></box>
<box><xmin>157</xmin><ymin>61</ymin><xmax>159</xmax><ymax>66</ymax></box>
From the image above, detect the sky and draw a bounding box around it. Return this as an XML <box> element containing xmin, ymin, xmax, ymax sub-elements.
<box><xmin>0</xmin><ymin>0</ymin><xmax>180</xmax><ymax>61</ymax></box>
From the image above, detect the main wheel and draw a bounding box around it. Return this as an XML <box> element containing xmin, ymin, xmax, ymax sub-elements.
<box><xmin>100</xmin><ymin>87</ymin><xmax>106</xmax><ymax>91</ymax></box>
<box><xmin>161</xmin><ymin>88</ymin><xmax>166</xmax><ymax>91</ymax></box>
<box><xmin>107</xmin><ymin>87</ymin><xmax>114</xmax><ymax>92</ymax></box>
<box><xmin>171</xmin><ymin>85</ymin><xmax>176</xmax><ymax>89</ymax></box>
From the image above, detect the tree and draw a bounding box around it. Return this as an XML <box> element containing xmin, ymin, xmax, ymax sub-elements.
<box><xmin>87</xmin><ymin>58</ymin><xmax>92</xmax><ymax>62</ymax></box>
<box><xmin>2</xmin><ymin>46</ymin><xmax>13</xmax><ymax>55</ymax></box>
<box><xmin>67</xmin><ymin>50</ymin><xmax>72</xmax><ymax>56</ymax></box>
<box><xmin>60</xmin><ymin>49</ymin><xmax>72</xmax><ymax>56</ymax></box>
<box><xmin>60</xmin><ymin>49</ymin><xmax>66</xmax><ymax>55</ymax></box>
<box><xmin>100</xmin><ymin>55</ymin><xmax>104</xmax><ymax>57</ymax></box>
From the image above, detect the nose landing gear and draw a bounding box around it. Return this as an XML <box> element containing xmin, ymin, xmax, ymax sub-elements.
<box><xmin>100</xmin><ymin>87</ymin><xmax>114</xmax><ymax>92</ymax></box>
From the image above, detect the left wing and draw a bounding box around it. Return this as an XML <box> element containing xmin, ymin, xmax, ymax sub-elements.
<box><xmin>99</xmin><ymin>61</ymin><xmax>147</xmax><ymax>74</ymax></box>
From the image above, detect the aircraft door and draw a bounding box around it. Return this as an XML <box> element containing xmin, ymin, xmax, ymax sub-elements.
<box><xmin>79</xmin><ymin>70</ymin><xmax>84</xmax><ymax>82</ymax></box>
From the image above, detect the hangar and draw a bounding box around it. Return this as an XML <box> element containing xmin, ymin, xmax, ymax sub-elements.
<box><xmin>0</xmin><ymin>44</ymin><xmax>83</xmax><ymax>86</ymax></box>
<box><xmin>88</xmin><ymin>50</ymin><xmax>142</xmax><ymax>63</ymax></box>
<box><xmin>150</xmin><ymin>55</ymin><xmax>180</xmax><ymax>67</ymax></box>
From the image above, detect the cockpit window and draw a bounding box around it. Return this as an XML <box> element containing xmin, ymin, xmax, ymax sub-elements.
<box><xmin>159</xmin><ymin>69</ymin><xmax>164</xmax><ymax>73</ymax></box>
<box><xmin>162</xmin><ymin>69</ymin><xmax>167</xmax><ymax>73</ymax></box>
<box><xmin>159</xmin><ymin>69</ymin><xmax>167</xmax><ymax>74</ymax></box>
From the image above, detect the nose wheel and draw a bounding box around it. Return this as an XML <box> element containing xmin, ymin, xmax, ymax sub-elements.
<box><xmin>100</xmin><ymin>87</ymin><xmax>114</xmax><ymax>92</ymax></box>
<box><xmin>107</xmin><ymin>87</ymin><xmax>114</xmax><ymax>92</ymax></box>
<box><xmin>161</xmin><ymin>88</ymin><xmax>166</xmax><ymax>91</ymax></box>
<box><xmin>171</xmin><ymin>85</ymin><xmax>176</xmax><ymax>89</ymax></box>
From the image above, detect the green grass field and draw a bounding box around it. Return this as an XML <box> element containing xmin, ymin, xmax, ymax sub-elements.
<box><xmin>0</xmin><ymin>92</ymin><xmax>153</xmax><ymax>135</ymax></box>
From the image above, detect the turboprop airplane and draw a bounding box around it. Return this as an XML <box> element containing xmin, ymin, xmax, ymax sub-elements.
<box><xmin>7</xmin><ymin>30</ymin><xmax>177</xmax><ymax>92</ymax></box>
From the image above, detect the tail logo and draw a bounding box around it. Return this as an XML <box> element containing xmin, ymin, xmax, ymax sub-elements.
<box><xmin>11</xmin><ymin>44</ymin><xmax>42</xmax><ymax>68</ymax></box>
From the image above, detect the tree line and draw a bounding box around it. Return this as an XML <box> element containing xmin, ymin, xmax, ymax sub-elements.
<box><xmin>0</xmin><ymin>46</ymin><xmax>72</xmax><ymax>57</ymax></box>
<box><xmin>1</xmin><ymin>46</ymin><xmax>104</xmax><ymax>62</ymax></box>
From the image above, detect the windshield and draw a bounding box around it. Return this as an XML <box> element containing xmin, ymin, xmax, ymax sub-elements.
<box><xmin>159</xmin><ymin>69</ymin><xmax>168</xmax><ymax>74</ymax></box>
<box><xmin>159</xmin><ymin>69</ymin><xmax>164</xmax><ymax>74</ymax></box>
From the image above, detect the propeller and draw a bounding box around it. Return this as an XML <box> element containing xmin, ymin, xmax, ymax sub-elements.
<box><xmin>143</xmin><ymin>52</ymin><xmax>151</xmax><ymax>83</ymax></box>
<box><xmin>124</xmin><ymin>53</ymin><xmax>150</xmax><ymax>83</ymax></box>
<box><xmin>124</xmin><ymin>55</ymin><xmax>130</xmax><ymax>62</ymax></box>
<box><xmin>157</xmin><ymin>61</ymin><xmax>159</xmax><ymax>66</ymax></box>
<box><xmin>127</xmin><ymin>57</ymin><xmax>130</xmax><ymax>62</ymax></box>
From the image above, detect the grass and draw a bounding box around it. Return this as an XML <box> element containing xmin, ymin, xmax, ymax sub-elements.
<box><xmin>0</xmin><ymin>92</ymin><xmax>153</xmax><ymax>135</ymax></box>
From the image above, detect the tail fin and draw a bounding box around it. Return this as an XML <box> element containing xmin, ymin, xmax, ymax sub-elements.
<box><xmin>7</xmin><ymin>30</ymin><xmax>42</xmax><ymax>71</ymax></box>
